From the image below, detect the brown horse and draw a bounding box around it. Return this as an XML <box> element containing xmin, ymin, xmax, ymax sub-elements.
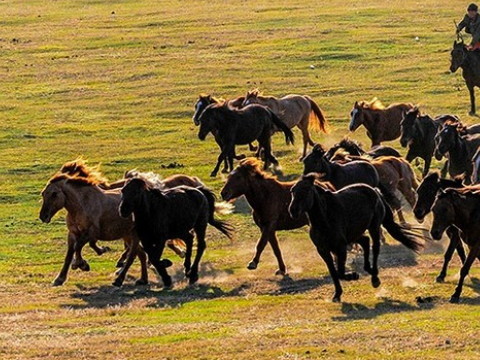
<box><xmin>39</xmin><ymin>172</ymin><xmax>148</xmax><ymax>287</ymax></box>
<box><xmin>220</xmin><ymin>158</ymin><xmax>334</xmax><ymax>275</ymax></box>
<box><xmin>242</xmin><ymin>88</ymin><xmax>327</xmax><ymax>158</ymax></box>
<box><xmin>349</xmin><ymin>98</ymin><xmax>414</xmax><ymax>146</ymax></box>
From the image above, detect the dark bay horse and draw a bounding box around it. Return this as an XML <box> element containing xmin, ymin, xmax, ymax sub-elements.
<box><xmin>119</xmin><ymin>177</ymin><xmax>234</xmax><ymax>287</ymax></box>
<box><xmin>289</xmin><ymin>175</ymin><xmax>425</xmax><ymax>302</ymax></box>
<box><xmin>242</xmin><ymin>88</ymin><xmax>327</xmax><ymax>158</ymax></box>
<box><xmin>413</xmin><ymin>172</ymin><xmax>466</xmax><ymax>282</ymax></box>
<box><xmin>431</xmin><ymin>188</ymin><xmax>480</xmax><ymax>303</ymax></box>
<box><xmin>450</xmin><ymin>40</ymin><xmax>480</xmax><ymax>115</ymax></box>
<box><xmin>400</xmin><ymin>108</ymin><xmax>459</xmax><ymax>177</ymax></box>
<box><xmin>220</xmin><ymin>158</ymin><xmax>334</xmax><ymax>275</ymax></box>
<box><xmin>349</xmin><ymin>98</ymin><xmax>414</xmax><ymax>146</ymax></box>
<box><xmin>198</xmin><ymin>102</ymin><xmax>294</xmax><ymax>177</ymax></box>
<box><xmin>39</xmin><ymin>173</ymin><xmax>149</xmax><ymax>287</ymax></box>
<box><xmin>192</xmin><ymin>94</ymin><xmax>257</xmax><ymax>169</ymax></box>
<box><xmin>435</xmin><ymin>123</ymin><xmax>480</xmax><ymax>183</ymax></box>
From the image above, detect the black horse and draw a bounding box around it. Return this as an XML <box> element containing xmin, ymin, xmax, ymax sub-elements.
<box><xmin>400</xmin><ymin>107</ymin><xmax>458</xmax><ymax>177</ymax></box>
<box><xmin>450</xmin><ymin>40</ymin><xmax>480</xmax><ymax>115</ymax></box>
<box><xmin>198</xmin><ymin>102</ymin><xmax>294</xmax><ymax>177</ymax></box>
<box><xmin>413</xmin><ymin>172</ymin><xmax>466</xmax><ymax>282</ymax></box>
<box><xmin>435</xmin><ymin>123</ymin><xmax>480</xmax><ymax>183</ymax></box>
<box><xmin>325</xmin><ymin>138</ymin><xmax>401</xmax><ymax>160</ymax></box>
<box><xmin>119</xmin><ymin>177</ymin><xmax>234</xmax><ymax>287</ymax></box>
<box><xmin>289</xmin><ymin>175</ymin><xmax>424</xmax><ymax>302</ymax></box>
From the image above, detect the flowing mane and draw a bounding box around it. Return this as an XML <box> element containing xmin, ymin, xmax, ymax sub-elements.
<box><xmin>247</xmin><ymin>88</ymin><xmax>262</xmax><ymax>97</ymax></box>
<box><xmin>125</xmin><ymin>170</ymin><xmax>166</xmax><ymax>190</ymax></box>
<box><xmin>237</xmin><ymin>158</ymin><xmax>277</xmax><ymax>180</ymax></box>
<box><xmin>48</xmin><ymin>173</ymin><xmax>105</xmax><ymax>187</ymax></box>
<box><xmin>358</xmin><ymin>97</ymin><xmax>386</xmax><ymax>110</ymax></box>
<box><xmin>199</xmin><ymin>93</ymin><xmax>224</xmax><ymax>104</ymax></box>
<box><xmin>59</xmin><ymin>158</ymin><xmax>110</xmax><ymax>186</ymax></box>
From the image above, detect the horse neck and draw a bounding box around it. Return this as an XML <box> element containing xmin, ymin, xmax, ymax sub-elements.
<box><xmin>448</xmin><ymin>134</ymin><xmax>468</xmax><ymax>166</ymax></box>
<box><xmin>462</xmin><ymin>51</ymin><xmax>480</xmax><ymax>77</ymax></box>
<box><xmin>361</xmin><ymin>109</ymin><xmax>377</xmax><ymax>131</ymax></box>
<box><xmin>243</xmin><ymin>176</ymin><xmax>281</xmax><ymax>211</ymax></box>
<box><xmin>62</xmin><ymin>183</ymin><xmax>101</xmax><ymax>216</ymax></box>
<box><xmin>306</xmin><ymin>189</ymin><xmax>331</xmax><ymax>230</ymax></box>
<box><xmin>451</xmin><ymin>196</ymin><xmax>477</xmax><ymax>231</ymax></box>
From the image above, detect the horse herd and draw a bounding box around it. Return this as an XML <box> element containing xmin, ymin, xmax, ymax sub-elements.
<box><xmin>39</xmin><ymin>89</ymin><xmax>480</xmax><ymax>304</ymax></box>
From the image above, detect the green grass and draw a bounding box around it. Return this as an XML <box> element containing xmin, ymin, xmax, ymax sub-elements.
<box><xmin>1</xmin><ymin>0</ymin><xmax>480</xmax><ymax>359</ymax></box>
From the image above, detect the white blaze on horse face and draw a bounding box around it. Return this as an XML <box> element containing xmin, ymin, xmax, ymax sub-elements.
<box><xmin>195</xmin><ymin>100</ymin><xmax>203</xmax><ymax>114</ymax></box>
<box><xmin>349</xmin><ymin>109</ymin><xmax>359</xmax><ymax>130</ymax></box>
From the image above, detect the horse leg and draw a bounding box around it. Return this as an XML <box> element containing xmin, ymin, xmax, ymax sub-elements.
<box><xmin>336</xmin><ymin>245</ymin><xmax>359</xmax><ymax>281</ymax></box>
<box><xmin>422</xmin><ymin>157</ymin><xmax>432</xmax><ymax>178</ymax></box>
<box><xmin>211</xmin><ymin>147</ymin><xmax>228</xmax><ymax>177</ymax></box>
<box><xmin>248</xmin><ymin>225</ymin><xmax>272</xmax><ymax>270</ymax></box>
<box><xmin>112</xmin><ymin>235</ymin><xmax>140</xmax><ymax>287</ymax></box>
<box><xmin>368</xmin><ymin>225</ymin><xmax>382</xmax><ymax>288</ymax></box>
<box><xmin>436</xmin><ymin>227</ymin><xmax>462</xmax><ymax>283</ymax></box>
<box><xmin>183</xmin><ymin>233</ymin><xmax>194</xmax><ymax>276</ymax></box>
<box><xmin>357</xmin><ymin>235</ymin><xmax>372</xmax><ymax>274</ymax></box>
<box><xmin>72</xmin><ymin>233</ymin><xmax>90</xmax><ymax>272</ymax></box>
<box><xmin>89</xmin><ymin>239</ymin><xmax>110</xmax><ymax>255</ymax></box>
<box><xmin>312</xmin><ymin>236</ymin><xmax>343</xmax><ymax>302</ymax></box>
<box><xmin>53</xmin><ymin>232</ymin><xmax>76</xmax><ymax>286</ymax></box>
<box><xmin>116</xmin><ymin>243</ymin><xmax>129</xmax><ymax>269</ymax></box>
<box><xmin>135</xmin><ymin>246</ymin><xmax>149</xmax><ymax>285</ymax></box>
<box><xmin>167</xmin><ymin>239</ymin><xmax>186</xmax><ymax>258</ymax></box>
<box><xmin>468</xmin><ymin>84</ymin><xmax>476</xmax><ymax>115</ymax></box>
<box><xmin>187</xmin><ymin>223</ymin><xmax>207</xmax><ymax>284</ymax></box>
<box><xmin>268</xmin><ymin>231</ymin><xmax>287</xmax><ymax>276</ymax></box>
<box><xmin>142</xmin><ymin>240</ymin><xmax>172</xmax><ymax>288</ymax></box>
<box><xmin>450</xmin><ymin>242</ymin><xmax>480</xmax><ymax>303</ymax></box>
<box><xmin>248</xmin><ymin>142</ymin><xmax>258</xmax><ymax>152</ymax></box>
<box><xmin>298</xmin><ymin>119</ymin><xmax>314</xmax><ymax>159</ymax></box>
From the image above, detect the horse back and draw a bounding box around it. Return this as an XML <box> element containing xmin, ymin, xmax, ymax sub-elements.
<box><xmin>337</xmin><ymin>160</ymin><xmax>379</xmax><ymax>188</ymax></box>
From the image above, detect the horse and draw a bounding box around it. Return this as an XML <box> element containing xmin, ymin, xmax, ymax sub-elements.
<box><xmin>400</xmin><ymin>107</ymin><xmax>459</xmax><ymax>177</ymax></box>
<box><xmin>413</xmin><ymin>172</ymin><xmax>466</xmax><ymax>282</ymax></box>
<box><xmin>198</xmin><ymin>102</ymin><xmax>294</xmax><ymax>177</ymax></box>
<box><xmin>435</xmin><ymin>123</ymin><xmax>480</xmax><ymax>184</ymax></box>
<box><xmin>349</xmin><ymin>98</ymin><xmax>414</xmax><ymax>147</ymax></box>
<box><xmin>430</xmin><ymin>188</ymin><xmax>480</xmax><ymax>303</ymax></box>
<box><xmin>119</xmin><ymin>176</ymin><xmax>234</xmax><ymax>287</ymax></box>
<box><xmin>450</xmin><ymin>40</ymin><xmax>480</xmax><ymax>115</ymax></box>
<box><xmin>39</xmin><ymin>172</ymin><xmax>149</xmax><ymax>287</ymax></box>
<box><xmin>325</xmin><ymin>138</ymin><xmax>401</xmax><ymax>160</ymax></box>
<box><xmin>472</xmin><ymin>147</ymin><xmax>480</xmax><ymax>184</ymax></box>
<box><xmin>241</xmin><ymin>88</ymin><xmax>327</xmax><ymax>158</ymax></box>
<box><xmin>289</xmin><ymin>175</ymin><xmax>425</xmax><ymax>302</ymax></box>
<box><xmin>220</xmin><ymin>158</ymin><xmax>334</xmax><ymax>275</ymax></box>
<box><xmin>192</xmin><ymin>94</ymin><xmax>257</xmax><ymax>170</ymax></box>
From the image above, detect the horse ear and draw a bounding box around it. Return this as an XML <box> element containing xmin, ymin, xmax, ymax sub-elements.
<box><xmin>354</xmin><ymin>101</ymin><xmax>358</xmax><ymax>107</ymax></box>
<box><xmin>454</xmin><ymin>41</ymin><xmax>457</xmax><ymax>47</ymax></box>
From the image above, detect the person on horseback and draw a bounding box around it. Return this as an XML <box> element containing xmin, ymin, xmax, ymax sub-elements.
<box><xmin>457</xmin><ymin>3</ymin><xmax>480</xmax><ymax>50</ymax></box>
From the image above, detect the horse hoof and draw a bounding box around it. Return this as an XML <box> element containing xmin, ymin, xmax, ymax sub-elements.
<box><xmin>247</xmin><ymin>261</ymin><xmax>257</xmax><ymax>270</ymax></box>
<box><xmin>188</xmin><ymin>273</ymin><xmax>199</xmax><ymax>284</ymax></box>
<box><xmin>112</xmin><ymin>278</ymin><xmax>124</xmax><ymax>287</ymax></box>
<box><xmin>332</xmin><ymin>296</ymin><xmax>341</xmax><ymax>303</ymax></box>
<box><xmin>371</xmin><ymin>277</ymin><xmax>381</xmax><ymax>288</ymax></box>
<box><xmin>237</xmin><ymin>154</ymin><xmax>246</xmax><ymax>160</ymax></box>
<box><xmin>436</xmin><ymin>276</ymin><xmax>446</xmax><ymax>283</ymax></box>
<box><xmin>210</xmin><ymin>172</ymin><xmax>217</xmax><ymax>177</ymax></box>
<box><xmin>351</xmin><ymin>272</ymin><xmax>360</xmax><ymax>281</ymax></box>
<box><xmin>71</xmin><ymin>263</ymin><xmax>79</xmax><ymax>270</ymax></box>
<box><xmin>469</xmin><ymin>111</ymin><xmax>476</xmax><ymax>116</ymax></box>
<box><xmin>52</xmin><ymin>278</ymin><xmax>65</xmax><ymax>286</ymax></box>
<box><xmin>101</xmin><ymin>246</ymin><xmax>111</xmax><ymax>254</ymax></box>
<box><xmin>135</xmin><ymin>279</ymin><xmax>148</xmax><ymax>286</ymax></box>
<box><xmin>275</xmin><ymin>269</ymin><xmax>288</xmax><ymax>276</ymax></box>
<box><xmin>221</xmin><ymin>168</ymin><xmax>229</xmax><ymax>174</ymax></box>
<box><xmin>115</xmin><ymin>261</ymin><xmax>125</xmax><ymax>269</ymax></box>
<box><xmin>177</xmin><ymin>251</ymin><xmax>186</xmax><ymax>259</ymax></box>
<box><xmin>449</xmin><ymin>296</ymin><xmax>460</xmax><ymax>304</ymax></box>
<box><xmin>79</xmin><ymin>261</ymin><xmax>90</xmax><ymax>272</ymax></box>
<box><xmin>160</xmin><ymin>259</ymin><xmax>173</xmax><ymax>268</ymax></box>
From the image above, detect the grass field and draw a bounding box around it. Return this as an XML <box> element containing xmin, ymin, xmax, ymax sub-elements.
<box><xmin>1</xmin><ymin>0</ymin><xmax>480</xmax><ymax>358</ymax></box>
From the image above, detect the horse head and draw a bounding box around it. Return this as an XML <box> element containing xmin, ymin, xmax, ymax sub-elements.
<box><xmin>39</xmin><ymin>180</ymin><xmax>67</xmax><ymax>223</ymax></box>
<box><xmin>436</xmin><ymin>124</ymin><xmax>459</xmax><ymax>156</ymax></box>
<box><xmin>400</xmin><ymin>107</ymin><xmax>420</xmax><ymax>147</ymax></box>
<box><xmin>349</xmin><ymin>101</ymin><xmax>364</xmax><ymax>131</ymax></box>
<box><xmin>242</xmin><ymin>88</ymin><xmax>260</xmax><ymax>107</ymax></box>
<box><xmin>450</xmin><ymin>40</ymin><xmax>467</xmax><ymax>73</ymax></box>
<box><xmin>193</xmin><ymin>94</ymin><xmax>214</xmax><ymax>125</ymax></box>
<box><xmin>430</xmin><ymin>189</ymin><xmax>464</xmax><ymax>240</ymax></box>
<box><xmin>302</xmin><ymin>144</ymin><xmax>328</xmax><ymax>175</ymax></box>
<box><xmin>119</xmin><ymin>178</ymin><xmax>147</xmax><ymax>218</ymax></box>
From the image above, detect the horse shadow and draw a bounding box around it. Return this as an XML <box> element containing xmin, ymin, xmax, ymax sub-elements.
<box><xmin>332</xmin><ymin>297</ymin><xmax>435</xmax><ymax>322</ymax></box>
<box><xmin>270</xmin><ymin>275</ymin><xmax>332</xmax><ymax>295</ymax></box>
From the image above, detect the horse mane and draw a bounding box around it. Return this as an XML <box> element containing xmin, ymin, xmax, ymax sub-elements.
<box><xmin>59</xmin><ymin>158</ymin><xmax>110</xmax><ymax>186</ymax></box>
<box><xmin>199</xmin><ymin>93</ymin><xmax>224</xmax><ymax>104</ymax></box>
<box><xmin>238</xmin><ymin>158</ymin><xmax>276</xmax><ymax>180</ymax></box>
<box><xmin>358</xmin><ymin>97</ymin><xmax>386</xmax><ymax>110</ymax></box>
<box><xmin>126</xmin><ymin>170</ymin><xmax>166</xmax><ymax>190</ymax></box>
<box><xmin>247</xmin><ymin>88</ymin><xmax>262</xmax><ymax>97</ymax></box>
<box><xmin>448</xmin><ymin>184</ymin><xmax>480</xmax><ymax>195</ymax></box>
<box><xmin>48</xmin><ymin>173</ymin><xmax>104</xmax><ymax>187</ymax></box>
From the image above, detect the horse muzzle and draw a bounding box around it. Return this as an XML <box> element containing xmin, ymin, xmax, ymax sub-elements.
<box><xmin>430</xmin><ymin>229</ymin><xmax>443</xmax><ymax>241</ymax></box>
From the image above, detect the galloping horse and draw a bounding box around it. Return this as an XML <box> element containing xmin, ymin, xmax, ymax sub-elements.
<box><xmin>242</xmin><ymin>89</ymin><xmax>327</xmax><ymax>158</ymax></box>
<box><xmin>349</xmin><ymin>98</ymin><xmax>414</xmax><ymax>146</ymax></box>
<box><xmin>450</xmin><ymin>40</ymin><xmax>480</xmax><ymax>115</ymax></box>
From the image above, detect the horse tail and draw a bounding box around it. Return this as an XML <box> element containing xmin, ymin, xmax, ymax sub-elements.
<box><xmin>376</xmin><ymin>182</ymin><xmax>401</xmax><ymax>211</ymax></box>
<box><xmin>305</xmin><ymin>95</ymin><xmax>327</xmax><ymax>133</ymax></box>
<box><xmin>197</xmin><ymin>187</ymin><xmax>234</xmax><ymax>239</ymax></box>
<box><xmin>377</xmin><ymin>192</ymin><xmax>424</xmax><ymax>253</ymax></box>
<box><xmin>268</xmin><ymin>109</ymin><xmax>295</xmax><ymax>145</ymax></box>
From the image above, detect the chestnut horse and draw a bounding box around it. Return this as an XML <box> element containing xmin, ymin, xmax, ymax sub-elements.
<box><xmin>349</xmin><ymin>98</ymin><xmax>414</xmax><ymax>146</ymax></box>
<box><xmin>242</xmin><ymin>88</ymin><xmax>327</xmax><ymax>158</ymax></box>
<box><xmin>39</xmin><ymin>172</ymin><xmax>149</xmax><ymax>287</ymax></box>
<box><xmin>220</xmin><ymin>158</ymin><xmax>333</xmax><ymax>275</ymax></box>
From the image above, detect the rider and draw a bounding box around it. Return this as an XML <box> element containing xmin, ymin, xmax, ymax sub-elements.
<box><xmin>457</xmin><ymin>3</ymin><xmax>480</xmax><ymax>50</ymax></box>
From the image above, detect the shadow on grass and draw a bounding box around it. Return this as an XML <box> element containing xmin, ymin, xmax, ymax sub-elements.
<box><xmin>333</xmin><ymin>298</ymin><xmax>435</xmax><ymax>321</ymax></box>
<box><xmin>271</xmin><ymin>275</ymin><xmax>331</xmax><ymax>295</ymax></box>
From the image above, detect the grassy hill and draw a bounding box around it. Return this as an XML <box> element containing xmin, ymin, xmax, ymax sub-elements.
<box><xmin>0</xmin><ymin>0</ymin><xmax>479</xmax><ymax>359</ymax></box>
